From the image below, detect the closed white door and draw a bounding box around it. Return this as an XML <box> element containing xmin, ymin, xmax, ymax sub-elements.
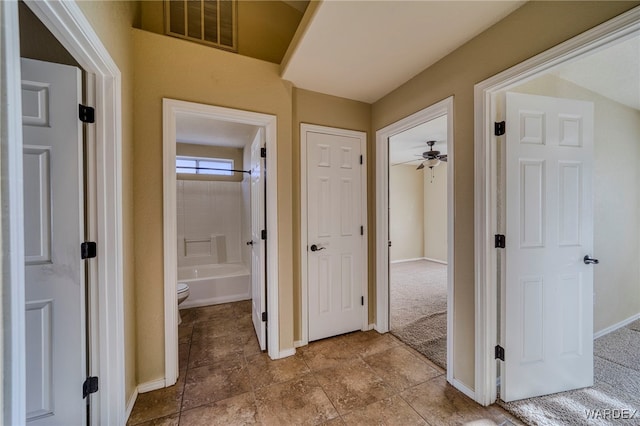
<box><xmin>305</xmin><ymin>126</ymin><xmax>365</xmax><ymax>342</ymax></box>
<box><xmin>22</xmin><ymin>58</ymin><xmax>86</xmax><ymax>424</ymax></box>
<box><xmin>503</xmin><ymin>92</ymin><xmax>595</xmax><ymax>402</ymax></box>
<box><xmin>250</xmin><ymin>129</ymin><xmax>266</xmax><ymax>350</ymax></box>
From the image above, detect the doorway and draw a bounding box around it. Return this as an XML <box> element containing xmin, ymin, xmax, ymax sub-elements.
<box><xmin>475</xmin><ymin>6</ymin><xmax>640</xmax><ymax>409</ymax></box>
<box><xmin>162</xmin><ymin>99</ymin><xmax>280</xmax><ymax>386</ymax></box>
<box><xmin>388</xmin><ymin>115</ymin><xmax>449</xmax><ymax>371</ymax></box>
<box><xmin>375</xmin><ymin>97</ymin><xmax>456</xmax><ymax>387</ymax></box>
<box><xmin>2</xmin><ymin>1</ymin><xmax>125</xmax><ymax>424</ymax></box>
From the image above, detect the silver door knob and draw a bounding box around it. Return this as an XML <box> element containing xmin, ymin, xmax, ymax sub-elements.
<box><xmin>583</xmin><ymin>255</ymin><xmax>599</xmax><ymax>265</ymax></box>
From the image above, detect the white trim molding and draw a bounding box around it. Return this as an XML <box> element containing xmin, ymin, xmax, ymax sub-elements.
<box><xmin>593</xmin><ymin>313</ymin><xmax>640</xmax><ymax>340</ymax></box>
<box><xmin>1</xmin><ymin>2</ymin><xmax>27</xmax><ymax>424</ymax></box>
<box><xmin>375</xmin><ymin>97</ymin><xmax>455</xmax><ymax>385</ymax></box>
<box><xmin>300</xmin><ymin>124</ymin><xmax>368</xmax><ymax>346</ymax></box>
<box><xmin>163</xmin><ymin>99</ymin><xmax>281</xmax><ymax>385</ymax></box>
<box><xmin>473</xmin><ymin>6</ymin><xmax>640</xmax><ymax>406</ymax></box>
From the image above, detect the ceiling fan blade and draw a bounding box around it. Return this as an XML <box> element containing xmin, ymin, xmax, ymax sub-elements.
<box><xmin>392</xmin><ymin>159</ymin><xmax>422</xmax><ymax>166</ymax></box>
<box><xmin>416</xmin><ymin>162</ymin><xmax>425</xmax><ymax>170</ymax></box>
<box><xmin>439</xmin><ymin>155</ymin><xmax>448</xmax><ymax>162</ymax></box>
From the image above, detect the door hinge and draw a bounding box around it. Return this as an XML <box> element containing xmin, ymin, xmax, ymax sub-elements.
<box><xmin>361</xmin><ymin>296</ymin><xmax>364</xmax><ymax>306</ymax></box>
<box><xmin>261</xmin><ymin>230</ymin><xmax>267</xmax><ymax>240</ymax></box>
<box><xmin>359</xmin><ymin>155</ymin><xmax>363</xmax><ymax>165</ymax></box>
<box><xmin>260</xmin><ymin>147</ymin><xmax>266</xmax><ymax>158</ymax></box>
<box><xmin>261</xmin><ymin>311</ymin><xmax>267</xmax><ymax>322</ymax></box>
<box><xmin>494</xmin><ymin>121</ymin><xmax>506</xmax><ymax>136</ymax></box>
<box><xmin>360</xmin><ymin>226</ymin><xmax>364</xmax><ymax>236</ymax></box>
<box><xmin>79</xmin><ymin>104</ymin><xmax>95</xmax><ymax>123</ymax></box>
<box><xmin>495</xmin><ymin>345</ymin><xmax>505</xmax><ymax>361</ymax></box>
<box><xmin>81</xmin><ymin>241</ymin><xmax>97</xmax><ymax>259</ymax></box>
<box><xmin>83</xmin><ymin>376</ymin><xmax>99</xmax><ymax>399</ymax></box>
<box><xmin>494</xmin><ymin>234</ymin><xmax>505</xmax><ymax>249</ymax></box>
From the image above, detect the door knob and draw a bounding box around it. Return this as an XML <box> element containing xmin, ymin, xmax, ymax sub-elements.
<box><xmin>246</xmin><ymin>240</ymin><xmax>254</xmax><ymax>246</ymax></box>
<box><xmin>310</xmin><ymin>244</ymin><xmax>325</xmax><ymax>252</ymax></box>
<box><xmin>583</xmin><ymin>255</ymin><xmax>599</xmax><ymax>265</ymax></box>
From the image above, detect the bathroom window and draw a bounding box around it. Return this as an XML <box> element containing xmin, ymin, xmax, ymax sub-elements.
<box><xmin>165</xmin><ymin>0</ymin><xmax>237</xmax><ymax>52</ymax></box>
<box><xmin>176</xmin><ymin>156</ymin><xmax>234</xmax><ymax>176</ymax></box>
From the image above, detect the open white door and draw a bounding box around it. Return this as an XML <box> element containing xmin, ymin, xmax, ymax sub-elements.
<box><xmin>502</xmin><ymin>92</ymin><xmax>595</xmax><ymax>402</ymax></box>
<box><xmin>250</xmin><ymin>129</ymin><xmax>266</xmax><ymax>350</ymax></box>
<box><xmin>22</xmin><ymin>58</ymin><xmax>87</xmax><ymax>423</ymax></box>
<box><xmin>304</xmin><ymin>126</ymin><xmax>366</xmax><ymax>342</ymax></box>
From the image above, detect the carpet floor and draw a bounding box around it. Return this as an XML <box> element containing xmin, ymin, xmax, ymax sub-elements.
<box><xmin>389</xmin><ymin>260</ymin><xmax>447</xmax><ymax>370</ymax></box>
<box><xmin>500</xmin><ymin>319</ymin><xmax>640</xmax><ymax>425</ymax></box>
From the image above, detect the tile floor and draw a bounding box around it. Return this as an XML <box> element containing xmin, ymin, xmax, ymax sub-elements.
<box><xmin>128</xmin><ymin>301</ymin><xmax>523</xmax><ymax>426</ymax></box>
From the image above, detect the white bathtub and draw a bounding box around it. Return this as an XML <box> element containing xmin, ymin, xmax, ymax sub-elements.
<box><xmin>178</xmin><ymin>263</ymin><xmax>250</xmax><ymax>308</ymax></box>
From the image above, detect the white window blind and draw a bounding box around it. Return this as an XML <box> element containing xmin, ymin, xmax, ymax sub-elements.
<box><xmin>165</xmin><ymin>0</ymin><xmax>237</xmax><ymax>52</ymax></box>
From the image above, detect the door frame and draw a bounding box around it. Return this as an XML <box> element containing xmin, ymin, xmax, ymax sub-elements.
<box><xmin>473</xmin><ymin>6</ymin><xmax>640</xmax><ymax>406</ymax></box>
<box><xmin>2</xmin><ymin>0</ymin><xmax>125</xmax><ymax>424</ymax></box>
<box><xmin>375</xmin><ymin>97</ymin><xmax>456</xmax><ymax>388</ymax></box>
<box><xmin>299</xmin><ymin>123</ymin><xmax>368</xmax><ymax>346</ymax></box>
<box><xmin>162</xmin><ymin>99</ymin><xmax>280</xmax><ymax>385</ymax></box>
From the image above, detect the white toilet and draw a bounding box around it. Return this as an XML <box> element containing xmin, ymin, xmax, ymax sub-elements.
<box><xmin>177</xmin><ymin>282</ymin><xmax>190</xmax><ymax>324</ymax></box>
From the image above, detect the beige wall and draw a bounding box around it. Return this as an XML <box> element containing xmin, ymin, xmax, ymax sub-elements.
<box><xmin>75</xmin><ymin>0</ymin><xmax>140</xmax><ymax>404</ymax></box>
<box><xmin>292</xmin><ymin>88</ymin><xmax>371</xmax><ymax>338</ymax></box>
<box><xmin>176</xmin><ymin>143</ymin><xmax>245</xmax><ymax>182</ymax></box>
<box><xmin>424</xmin><ymin>163</ymin><xmax>448</xmax><ymax>263</ymax></box>
<box><xmin>139</xmin><ymin>0</ymin><xmax>304</xmax><ymax>64</ymax></box>
<box><xmin>371</xmin><ymin>0</ymin><xmax>640</xmax><ymax>390</ymax></box>
<box><xmin>132</xmin><ymin>28</ymin><xmax>294</xmax><ymax>383</ymax></box>
<box><xmin>389</xmin><ymin>165</ymin><xmax>424</xmax><ymax>262</ymax></box>
<box><xmin>512</xmin><ymin>74</ymin><xmax>640</xmax><ymax>333</ymax></box>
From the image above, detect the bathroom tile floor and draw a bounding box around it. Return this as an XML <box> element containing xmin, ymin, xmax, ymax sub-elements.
<box><xmin>128</xmin><ymin>301</ymin><xmax>523</xmax><ymax>426</ymax></box>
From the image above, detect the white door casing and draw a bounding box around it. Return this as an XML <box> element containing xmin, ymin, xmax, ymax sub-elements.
<box><xmin>22</xmin><ymin>58</ymin><xmax>86</xmax><ymax>424</ymax></box>
<box><xmin>502</xmin><ymin>92</ymin><xmax>594</xmax><ymax>402</ymax></box>
<box><xmin>302</xmin><ymin>124</ymin><xmax>367</xmax><ymax>342</ymax></box>
<box><xmin>250</xmin><ymin>129</ymin><xmax>267</xmax><ymax>350</ymax></box>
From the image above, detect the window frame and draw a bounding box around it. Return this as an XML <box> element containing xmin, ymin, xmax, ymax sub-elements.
<box><xmin>176</xmin><ymin>155</ymin><xmax>234</xmax><ymax>176</ymax></box>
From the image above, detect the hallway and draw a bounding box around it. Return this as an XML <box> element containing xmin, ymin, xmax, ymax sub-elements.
<box><xmin>128</xmin><ymin>301</ymin><xmax>520</xmax><ymax>425</ymax></box>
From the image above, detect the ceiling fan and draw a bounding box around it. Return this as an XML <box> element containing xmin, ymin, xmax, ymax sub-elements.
<box><xmin>415</xmin><ymin>140</ymin><xmax>447</xmax><ymax>170</ymax></box>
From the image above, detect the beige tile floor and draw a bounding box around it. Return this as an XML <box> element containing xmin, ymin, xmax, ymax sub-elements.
<box><xmin>128</xmin><ymin>301</ymin><xmax>523</xmax><ymax>426</ymax></box>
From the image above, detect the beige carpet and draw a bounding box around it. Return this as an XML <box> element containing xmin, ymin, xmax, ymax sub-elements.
<box><xmin>500</xmin><ymin>319</ymin><xmax>640</xmax><ymax>425</ymax></box>
<box><xmin>389</xmin><ymin>260</ymin><xmax>447</xmax><ymax>369</ymax></box>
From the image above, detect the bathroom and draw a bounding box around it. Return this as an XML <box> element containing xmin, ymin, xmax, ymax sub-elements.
<box><xmin>174</xmin><ymin>114</ymin><xmax>261</xmax><ymax>322</ymax></box>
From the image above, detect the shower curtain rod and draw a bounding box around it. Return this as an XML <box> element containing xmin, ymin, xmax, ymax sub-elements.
<box><xmin>177</xmin><ymin>166</ymin><xmax>251</xmax><ymax>174</ymax></box>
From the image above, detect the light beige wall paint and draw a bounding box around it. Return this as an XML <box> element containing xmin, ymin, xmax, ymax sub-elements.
<box><xmin>389</xmin><ymin>165</ymin><xmax>424</xmax><ymax>262</ymax></box>
<box><xmin>292</xmin><ymin>88</ymin><xmax>371</xmax><ymax>339</ymax></box>
<box><xmin>371</xmin><ymin>0</ymin><xmax>640</xmax><ymax>391</ymax></box>
<box><xmin>176</xmin><ymin>143</ymin><xmax>244</xmax><ymax>182</ymax></box>
<box><xmin>133</xmin><ymin>28</ymin><xmax>294</xmax><ymax>382</ymax></box>
<box><xmin>512</xmin><ymin>74</ymin><xmax>640</xmax><ymax>333</ymax></box>
<box><xmin>139</xmin><ymin>0</ymin><xmax>304</xmax><ymax>64</ymax></box>
<box><xmin>424</xmin><ymin>163</ymin><xmax>448</xmax><ymax>263</ymax></box>
<box><xmin>75</xmin><ymin>0</ymin><xmax>139</xmax><ymax>404</ymax></box>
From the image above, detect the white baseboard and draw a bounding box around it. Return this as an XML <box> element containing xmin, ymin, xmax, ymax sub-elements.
<box><xmin>137</xmin><ymin>378</ymin><xmax>166</xmax><ymax>394</ymax></box>
<box><xmin>294</xmin><ymin>340</ymin><xmax>306</xmax><ymax>348</ymax></box>
<box><xmin>451</xmin><ymin>378</ymin><xmax>476</xmax><ymax>401</ymax></box>
<box><xmin>125</xmin><ymin>387</ymin><xmax>139</xmax><ymax>423</ymax></box>
<box><xmin>424</xmin><ymin>257</ymin><xmax>448</xmax><ymax>265</ymax></box>
<box><xmin>364</xmin><ymin>323</ymin><xmax>375</xmax><ymax>331</ymax></box>
<box><xmin>390</xmin><ymin>257</ymin><xmax>448</xmax><ymax>265</ymax></box>
<box><xmin>594</xmin><ymin>312</ymin><xmax>640</xmax><ymax>339</ymax></box>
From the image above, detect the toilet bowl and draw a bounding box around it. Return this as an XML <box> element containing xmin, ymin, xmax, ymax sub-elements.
<box><xmin>177</xmin><ymin>282</ymin><xmax>190</xmax><ymax>324</ymax></box>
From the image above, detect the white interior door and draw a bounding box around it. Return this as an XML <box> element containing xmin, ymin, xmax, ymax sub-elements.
<box><xmin>250</xmin><ymin>129</ymin><xmax>266</xmax><ymax>350</ymax></box>
<box><xmin>305</xmin><ymin>127</ymin><xmax>365</xmax><ymax>341</ymax></box>
<box><xmin>502</xmin><ymin>92</ymin><xmax>595</xmax><ymax>402</ymax></box>
<box><xmin>22</xmin><ymin>58</ymin><xmax>86</xmax><ymax>423</ymax></box>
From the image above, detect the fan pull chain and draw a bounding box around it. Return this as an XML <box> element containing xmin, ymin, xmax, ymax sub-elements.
<box><xmin>430</xmin><ymin>167</ymin><xmax>435</xmax><ymax>183</ymax></box>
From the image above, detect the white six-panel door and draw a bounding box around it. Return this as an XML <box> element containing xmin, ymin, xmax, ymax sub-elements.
<box><xmin>22</xmin><ymin>58</ymin><xmax>86</xmax><ymax>423</ymax></box>
<box><xmin>503</xmin><ymin>92</ymin><xmax>595</xmax><ymax>402</ymax></box>
<box><xmin>304</xmin><ymin>126</ymin><xmax>366</xmax><ymax>342</ymax></box>
<box><xmin>250</xmin><ymin>129</ymin><xmax>267</xmax><ymax>350</ymax></box>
